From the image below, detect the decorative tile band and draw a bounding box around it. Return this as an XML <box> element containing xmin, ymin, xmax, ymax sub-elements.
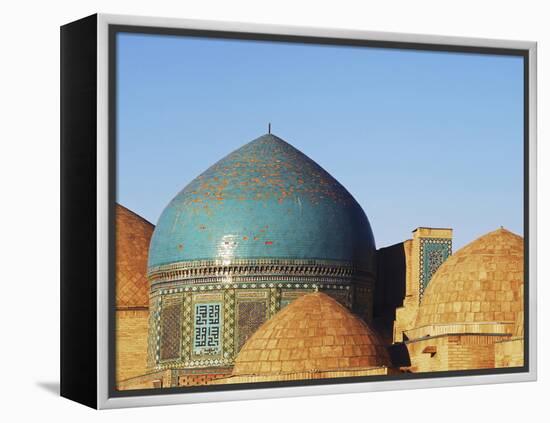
<box><xmin>148</xmin><ymin>257</ymin><xmax>374</xmax><ymax>287</ymax></box>
<box><xmin>148</xmin><ymin>282</ymin><xmax>365</xmax><ymax>371</ymax></box>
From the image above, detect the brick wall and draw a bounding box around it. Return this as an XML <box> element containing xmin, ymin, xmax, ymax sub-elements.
<box><xmin>447</xmin><ymin>335</ymin><xmax>503</xmax><ymax>370</ymax></box>
<box><xmin>179</xmin><ymin>373</ymin><xmax>229</xmax><ymax>386</ymax></box>
<box><xmin>495</xmin><ymin>338</ymin><xmax>524</xmax><ymax>368</ymax></box>
<box><xmin>406</xmin><ymin>334</ymin><xmax>509</xmax><ymax>373</ymax></box>
<box><xmin>116</xmin><ymin>309</ymin><xmax>149</xmax><ymax>383</ymax></box>
<box><xmin>405</xmin><ymin>336</ymin><xmax>450</xmax><ymax>373</ymax></box>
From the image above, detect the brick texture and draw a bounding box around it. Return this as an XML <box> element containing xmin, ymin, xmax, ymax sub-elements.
<box><xmin>415</xmin><ymin>228</ymin><xmax>523</xmax><ymax>329</ymax></box>
<box><xmin>115</xmin><ymin>309</ymin><xmax>149</xmax><ymax>382</ymax></box>
<box><xmin>115</xmin><ymin>203</ymin><xmax>154</xmax><ymax>308</ymax></box>
<box><xmin>233</xmin><ymin>292</ymin><xmax>389</xmax><ymax>376</ymax></box>
<box><xmin>115</xmin><ymin>204</ymin><xmax>155</xmax><ymax>384</ymax></box>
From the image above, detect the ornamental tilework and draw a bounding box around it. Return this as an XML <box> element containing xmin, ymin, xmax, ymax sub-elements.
<box><xmin>236</xmin><ymin>301</ymin><xmax>268</xmax><ymax>351</ymax></box>
<box><xmin>160</xmin><ymin>297</ymin><xmax>182</xmax><ymax>361</ymax></box>
<box><xmin>193</xmin><ymin>303</ymin><xmax>222</xmax><ymax>355</ymax></box>
<box><xmin>147</xmin><ymin>295</ymin><xmax>161</xmax><ymax>369</ymax></box>
<box><xmin>269</xmin><ymin>287</ymin><xmax>280</xmax><ymax>317</ymax></box>
<box><xmin>223</xmin><ymin>290</ymin><xmax>236</xmax><ymax>360</ymax></box>
<box><xmin>148</xmin><ymin>282</ymin><xmax>363</xmax><ymax>370</ymax></box>
<box><xmin>324</xmin><ymin>289</ymin><xmax>349</xmax><ymax>307</ymax></box>
<box><xmin>419</xmin><ymin>238</ymin><xmax>452</xmax><ymax>300</ymax></box>
<box><xmin>181</xmin><ymin>293</ymin><xmax>193</xmax><ymax>363</ymax></box>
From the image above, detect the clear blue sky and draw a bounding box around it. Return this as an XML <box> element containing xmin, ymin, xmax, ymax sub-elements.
<box><xmin>116</xmin><ymin>32</ymin><xmax>524</xmax><ymax>250</ymax></box>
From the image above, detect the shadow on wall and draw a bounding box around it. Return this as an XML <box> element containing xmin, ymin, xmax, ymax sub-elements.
<box><xmin>373</xmin><ymin>242</ymin><xmax>407</xmax><ymax>342</ymax></box>
<box><xmin>388</xmin><ymin>343</ymin><xmax>411</xmax><ymax>368</ymax></box>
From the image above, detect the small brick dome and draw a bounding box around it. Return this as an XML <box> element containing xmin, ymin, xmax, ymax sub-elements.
<box><xmin>233</xmin><ymin>292</ymin><xmax>389</xmax><ymax>376</ymax></box>
<box><xmin>116</xmin><ymin>204</ymin><xmax>154</xmax><ymax>308</ymax></box>
<box><xmin>415</xmin><ymin>228</ymin><xmax>524</xmax><ymax>329</ymax></box>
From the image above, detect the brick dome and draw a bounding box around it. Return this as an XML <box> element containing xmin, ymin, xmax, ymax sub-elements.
<box><xmin>414</xmin><ymin>228</ymin><xmax>524</xmax><ymax>329</ymax></box>
<box><xmin>233</xmin><ymin>292</ymin><xmax>389</xmax><ymax>376</ymax></box>
<box><xmin>116</xmin><ymin>204</ymin><xmax>154</xmax><ymax>308</ymax></box>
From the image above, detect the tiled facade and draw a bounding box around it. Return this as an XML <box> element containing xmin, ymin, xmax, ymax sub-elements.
<box><xmin>147</xmin><ymin>283</ymin><xmax>355</xmax><ymax>372</ymax></box>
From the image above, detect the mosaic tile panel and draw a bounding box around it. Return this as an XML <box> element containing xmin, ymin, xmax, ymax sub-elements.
<box><xmin>150</xmin><ymin>282</ymin><xmax>359</xmax><ymax>370</ymax></box>
<box><xmin>324</xmin><ymin>289</ymin><xmax>349</xmax><ymax>307</ymax></box>
<box><xmin>193</xmin><ymin>303</ymin><xmax>222</xmax><ymax>356</ymax></box>
<box><xmin>419</xmin><ymin>238</ymin><xmax>452</xmax><ymax>300</ymax></box>
<box><xmin>147</xmin><ymin>295</ymin><xmax>161</xmax><ymax>368</ymax></box>
<box><xmin>159</xmin><ymin>297</ymin><xmax>182</xmax><ymax>361</ymax></box>
<box><xmin>223</xmin><ymin>290</ymin><xmax>236</xmax><ymax>360</ymax></box>
<box><xmin>237</xmin><ymin>301</ymin><xmax>268</xmax><ymax>351</ymax></box>
<box><xmin>269</xmin><ymin>287</ymin><xmax>280</xmax><ymax>317</ymax></box>
<box><xmin>181</xmin><ymin>292</ymin><xmax>193</xmax><ymax>362</ymax></box>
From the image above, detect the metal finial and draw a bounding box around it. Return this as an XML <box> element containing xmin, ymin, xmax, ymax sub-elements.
<box><xmin>268</xmin><ymin>122</ymin><xmax>271</xmax><ymax>134</ymax></box>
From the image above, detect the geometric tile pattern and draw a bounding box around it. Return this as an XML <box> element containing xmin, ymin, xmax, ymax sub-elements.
<box><xmin>192</xmin><ymin>303</ymin><xmax>222</xmax><ymax>355</ymax></box>
<box><xmin>325</xmin><ymin>289</ymin><xmax>350</xmax><ymax>307</ymax></box>
<box><xmin>223</xmin><ymin>290</ymin><xmax>236</xmax><ymax>360</ymax></box>
<box><xmin>236</xmin><ymin>301</ymin><xmax>268</xmax><ymax>351</ymax></box>
<box><xmin>415</xmin><ymin>228</ymin><xmax>524</xmax><ymax>327</ymax></box>
<box><xmin>233</xmin><ymin>292</ymin><xmax>390</xmax><ymax>376</ymax></box>
<box><xmin>160</xmin><ymin>297</ymin><xmax>182</xmax><ymax>361</ymax></box>
<box><xmin>419</xmin><ymin>238</ymin><xmax>452</xmax><ymax>300</ymax></box>
<box><xmin>269</xmin><ymin>287</ymin><xmax>280</xmax><ymax>317</ymax></box>
<box><xmin>181</xmin><ymin>292</ymin><xmax>193</xmax><ymax>363</ymax></box>
<box><xmin>147</xmin><ymin>295</ymin><xmax>161</xmax><ymax>368</ymax></box>
<box><xmin>149</xmin><ymin>283</ymin><xmax>352</xmax><ymax>370</ymax></box>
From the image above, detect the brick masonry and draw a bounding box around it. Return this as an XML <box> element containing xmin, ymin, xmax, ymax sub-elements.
<box><xmin>115</xmin><ymin>204</ymin><xmax>154</xmax><ymax>386</ymax></box>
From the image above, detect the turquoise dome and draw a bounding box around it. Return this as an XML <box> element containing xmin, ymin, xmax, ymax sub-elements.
<box><xmin>148</xmin><ymin>134</ymin><xmax>376</xmax><ymax>271</ymax></box>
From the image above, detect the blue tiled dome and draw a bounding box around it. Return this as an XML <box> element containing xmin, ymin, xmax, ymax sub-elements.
<box><xmin>148</xmin><ymin>134</ymin><xmax>375</xmax><ymax>271</ymax></box>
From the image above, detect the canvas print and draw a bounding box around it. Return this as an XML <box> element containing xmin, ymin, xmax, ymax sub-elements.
<box><xmin>113</xmin><ymin>31</ymin><xmax>525</xmax><ymax>392</ymax></box>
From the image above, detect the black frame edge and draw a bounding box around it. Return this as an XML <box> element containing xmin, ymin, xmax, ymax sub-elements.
<box><xmin>60</xmin><ymin>13</ymin><xmax>98</xmax><ymax>409</ymax></box>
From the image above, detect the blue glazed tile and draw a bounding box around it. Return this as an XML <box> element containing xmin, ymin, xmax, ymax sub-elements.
<box><xmin>148</xmin><ymin>134</ymin><xmax>375</xmax><ymax>272</ymax></box>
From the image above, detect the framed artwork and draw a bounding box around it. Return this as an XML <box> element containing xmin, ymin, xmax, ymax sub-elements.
<box><xmin>60</xmin><ymin>14</ymin><xmax>537</xmax><ymax>409</ymax></box>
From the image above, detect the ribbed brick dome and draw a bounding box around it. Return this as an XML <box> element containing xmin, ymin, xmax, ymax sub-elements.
<box><xmin>116</xmin><ymin>204</ymin><xmax>154</xmax><ymax>308</ymax></box>
<box><xmin>415</xmin><ymin>228</ymin><xmax>524</xmax><ymax>328</ymax></box>
<box><xmin>233</xmin><ymin>292</ymin><xmax>389</xmax><ymax>376</ymax></box>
